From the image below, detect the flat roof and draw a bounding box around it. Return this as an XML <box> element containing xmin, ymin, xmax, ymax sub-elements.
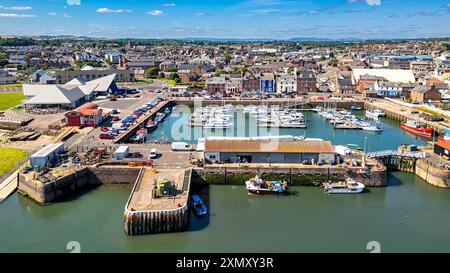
<box><xmin>114</xmin><ymin>146</ymin><xmax>129</xmax><ymax>154</ymax></box>
<box><xmin>205</xmin><ymin>140</ymin><xmax>335</xmax><ymax>154</ymax></box>
<box><xmin>31</xmin><ymin>143</ymin><xmax>64</xmax><ymax>158</ymax></box>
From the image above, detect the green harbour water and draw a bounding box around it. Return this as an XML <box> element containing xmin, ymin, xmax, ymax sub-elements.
<box><xmin>1</xmin><ymin>109</ymin><xmax>450</xmax><ymax>253</ymax></box>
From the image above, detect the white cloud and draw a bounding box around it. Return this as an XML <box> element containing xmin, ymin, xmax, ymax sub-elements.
<box><xmin>348</xmin><ymin>0</ymin><xmax>381</xmax><ymax>5</ymax></box>
<box><xmin>162</xmin><ymin>3</ymin><xmax>176</xmax><ymax>7</ymax></box>
<box><xmin>0</xmin><ymin>13</ymin><xmax>35</xmax><ymax>18</ymax></box>
<box><xmin>3</xmin><ymin>6</ymin><xmax>33</xmax><ymax>10</ymax></box>
<box><xmin>63</xmin><ymin>13</ymin><xmax>71</xmax><ymax>18</ymax></box>
<box><xmin>48</xmin><ymin>12</ymin><xmax>58</xmax><ymax>16</ymax></box>
<box><xmin>147</xmin><ymin>10</ymin><xmax>166</xmax><ymax>16</ymax></box>
<box><xmin>96</xmin><ymin>8</ymin><xmax>132</xmax><ymax>13</ymax></box>
<box><xmin>195</xmin><ymin>12</ymin><xmax>204</xmax><ymax>16</ymax></box>
<box><xmin>67</xmin><ymin>0</ymin><xmax>81</xmax><ymax>5</ymax></box>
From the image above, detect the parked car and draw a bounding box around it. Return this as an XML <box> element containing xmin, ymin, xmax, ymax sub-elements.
<box><xmin>99</xmin><ymin>133</ymin><xmax>114</xmax><ymax>139</ymax></box>
<box><xmin>149</xmin><ymin>148</ymin><xmax>158</xmax><ymax>159</ymax></box>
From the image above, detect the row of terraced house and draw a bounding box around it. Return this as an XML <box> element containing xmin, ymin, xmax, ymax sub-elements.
<box><xmin>205</xmin><ymin>70</ymin><xmax>317</xmax><ymax>96</ymax></box>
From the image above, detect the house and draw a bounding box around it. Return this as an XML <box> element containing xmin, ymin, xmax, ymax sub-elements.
<box><xmin>177</xmin><ymin>69</ymin><xmax>198</xmax><ymax>84</ymax></box>
<box><xmin>123</xmin><ymin>57</ymin><xmax>163</xmax><ymax>70</ymax></box>
<box><xmin>410</xmin><ymin>85</ymin><xmax>441</xmax><ymax>103</ymax></box>
<box><xmin>260</xmin><ymin>73</ymin><xmax>275</xmax><ymax>93</ymax></box>
<box><xmin>373</xmin><ymin>81</ymin><xmax>404</xmax><ymax>97</ymax></box>
<box><xmin>242</xmin><ymin>73</ymin><xmax>260</xmax><ymax>93</ymax></box>
<box><xmin>358</xmin><ymin>74</ymin><xmax>388</xmax><ymax>92</ymax></box>
<box><xmin>31</xmin><ymin>70</ymin><xmax>56</xmax><ymax>84</ymax></box>
<box><xmin>206</xmin><ymin>77</ymin><xmax>226</xmax><ymax>95</ymax></box>
<box><xmin>225</xmin><ymin>78</ymin><xmax>243</xmax><ymax>95</ymax></box>
<box><xmin>203</xmin><ymin>139</ymin><xmax>336</xmax><ymax>164</ymax></box>
<box><xmin>296</xmin><ymin>71</ymin><xmax>317</xmax><ymax>94</ymax></box>
<box><xmin>65</xmin><ymin>103</ymin><xmax>103</xmax><ymax>127</ymax></box>
<box><xmin>352</xmin><ymin>69</ymin><xmax>416</xmax><ymax>85</ymax></box>
<box><xmin>276</xmin><ymin>74</ymin><xmax>296</xmax><ymax>94</ymax></box>
<box><xmin>336</xmin><ymin>78</ymin><xmax>356</xmax><ymax>95</ymax></box>
<box><xmin>0</xmin><ymin>70</ymin><xmax>17</xmax><ymax>85</ymax></box>
<box><xmin>105</xmin><ymin>53</ymin><xmax>120</xmax><ymax>64</ymax></box>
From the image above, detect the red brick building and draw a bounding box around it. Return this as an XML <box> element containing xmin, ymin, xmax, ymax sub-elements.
<box><xmin>296</xmin><ymin>71</ymin><xmax>317</xmax><ymax>94</ymax></box>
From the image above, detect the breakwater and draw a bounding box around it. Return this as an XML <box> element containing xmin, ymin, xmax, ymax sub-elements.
<box><xmin>18</xmin><ymin>167</ymin><xmax>141</xmax><ymax>204</ymax></box>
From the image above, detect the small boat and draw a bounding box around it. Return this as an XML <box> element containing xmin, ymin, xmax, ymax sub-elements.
<box><xmin>191</xmin><ymin>195</ymin><xmax>207</xmax><ymax>216</ymax></box>
<box><xmin>245</xmin><ymin>175</ymin><xmax>288</xmax><ymax>195</ymax></box>
<box><xmin>130</xmin><ymin>130</ymin><xmax>146</xmax><ymax>143</ymax></box>
<box><xmin>365</xmin><ymin>109</ymin><xmax>386</xmax><ymax>119</ymax></box>
<box><xmin>400</xmin><ymin>119</ymin><xmax>433</xmax><ymax>138</ymax></box>
<box><xmin>146</xmin><ymin>120</ymin><xmax>158</xmax><ymax>132</ymax></box>
<box><xmin>155</xmin><ymin>112</ymin><xmax>166</xmax><ymax>123</ymax></box>
<box><xmin>361</xmin><ymin>124</ymin><xmax>383</xmax><ymax>132</ymax></box>
<box><xmin>323</xmin><ymin>178</ymin><xmax>365</xmax><ymax>194</ymax></box>
<box><xmin>350</xmin><ymin>106</ymin><xmax>363</xmax><ymax>111</ymax></box>
<box><xmin>164</xmin><ymin>107</ymin><xmax>171</xmax><ymax>115</ymax></box>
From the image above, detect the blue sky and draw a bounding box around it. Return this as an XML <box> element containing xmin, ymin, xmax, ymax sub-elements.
<box><xmin>0</xmin><ymin>0</ymin><xmax>449</xmax><ymax>39</ymax></box>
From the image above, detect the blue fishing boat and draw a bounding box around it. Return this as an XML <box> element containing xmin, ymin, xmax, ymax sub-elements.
<box><xmin>191</xmin><ymin>195</ymin><xmax>207</xmax><ymax>216</ymax></box>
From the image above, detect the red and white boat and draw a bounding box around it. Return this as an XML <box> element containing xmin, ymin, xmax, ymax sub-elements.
<box><xmin>146</xmin><ymin>120</ymin><xmax>158</xmax><ymax>132</ymax></box>
<box><xmin>400</xmin><ymin>120</ymin><xmax>433</xmax><ymax>138</ymax></box>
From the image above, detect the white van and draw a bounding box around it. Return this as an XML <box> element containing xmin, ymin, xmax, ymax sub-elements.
<box><xmin>171</xmin><ymin>142</ymin><xmax>193</xmax><ymax>151</ymax></box>
<box><xmin>112</xmin><ymin>123</ymin><xmax>127</xmax><ymax>131</ymax></box>
<box><xmin>149</xmin><ymin>148</ymin><xmax>158</xmax><ymax>159</ymax></box>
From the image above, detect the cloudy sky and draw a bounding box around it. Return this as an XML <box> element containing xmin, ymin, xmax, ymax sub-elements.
<box><xmin>0</xmin><ymin>0</ymin><xmax>449</xmax><ymax>39</ymax></box>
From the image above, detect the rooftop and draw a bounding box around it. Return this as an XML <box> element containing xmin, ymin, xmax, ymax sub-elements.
<box><xmin>205</xmin><ymin>140</ymin><xmax>335</xmax><ymax>154</ymax></box>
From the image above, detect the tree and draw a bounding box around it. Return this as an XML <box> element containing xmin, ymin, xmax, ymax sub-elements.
<box><xmin>145</xmin><ymin>67</ymin><xmax>160</xmax><ymax>79</ymax></box>
<box><xmin>0</xmin><ymin>59</ymin><xmax>8</xmax><ymax>68</ymax></box>
<box><xmin>169</xmin><ymin>72</ymin><xmax>180</xmax><ymax>81</ymax></box>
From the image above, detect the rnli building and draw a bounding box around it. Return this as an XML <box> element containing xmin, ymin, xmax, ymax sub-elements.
<box><xmin>203</xmin><ymin>139</ymin><xmax>336</xmax><ymax>165</ymax></box>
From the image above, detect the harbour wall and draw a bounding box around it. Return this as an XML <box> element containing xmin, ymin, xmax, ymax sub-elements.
<box><xmin>415</xmin><ymin>159</ymin><xmax>450</xmax><ymax>188</ymax></box>
<box><xmin>123</xmin><ymin>168</ymin><xmax>192</xmax><ymax>235</ymax></box>
<box><xmin>193</xmin><ymin>166</ymin><xmax>387</xmax><ymax>187</ymax></box>
<box><xmin>18</xmin><ymin>167</ymin><xmax>141</xmax><ymax>204</ymax></box>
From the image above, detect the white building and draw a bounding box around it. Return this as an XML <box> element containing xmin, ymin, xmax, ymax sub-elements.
<box><xmin>276</xmin><ymin>74</ymin><xmax>297</xmax><ymax>94</ymax></box>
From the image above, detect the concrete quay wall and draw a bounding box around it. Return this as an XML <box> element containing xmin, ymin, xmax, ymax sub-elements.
<box><xmin>193</xmin><ymin>166</ymin><xmax>387</xmax><ymax>187</ymax></box>
<box><xmin>415</xmin><ymin>159</ymin><xmax>450</xmax><ymax>188</ymax></box>
<box><xmin>18</xmin><ymin>167</ymin><xmax>141</xmax><ymax>204</ymax></box>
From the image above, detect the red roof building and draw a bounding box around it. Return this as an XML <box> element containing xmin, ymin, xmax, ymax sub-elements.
<box><xmin>65</xmin><ymin>103</ymin><xmax>103</xmax><ymax>127</ymax></box>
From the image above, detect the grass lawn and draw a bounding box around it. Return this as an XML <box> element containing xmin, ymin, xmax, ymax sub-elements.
<box><xmin>416</xmin><ymin>106</ymin><xmax>450</xmax><ymax>119</ymax></box>
<box><xmin>0</xmin><ymin>92</ymin><xmax>26</xmax><ymax>110</ymax></box>
<box><xmin>0</xmin><ymin>83</ymin><xmax>23</xmax><ymax>88</ymax></box>
<box><xmin>157</xmin><ymin>78</ymin><xmax>177</xmax><ymax>86</ymax></box>
<box><xmin>0</xmin><ymin>148</ymin><xmax>27</xmax><ymax>175</ymax></box>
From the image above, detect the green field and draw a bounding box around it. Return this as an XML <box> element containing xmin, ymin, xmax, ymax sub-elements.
<box><xmin>0</xmin><ymin>92</ymin><xmax>25</xmax><ymax>110</ymax></box>
<box><xmin>0</xmin><ymin>83</ymin><xmax>23</xmax><ymax>88</ymax></box>
<box><xmin>0</xmin><ymin>148</ymin><xmax>27</xmax><ymax>175</ymax></box>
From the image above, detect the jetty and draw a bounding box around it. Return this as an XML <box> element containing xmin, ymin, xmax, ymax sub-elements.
<box><xmin>124</xmin><ymin>168</ymin><xmax>192</xmax><ymax>235</ymax></box>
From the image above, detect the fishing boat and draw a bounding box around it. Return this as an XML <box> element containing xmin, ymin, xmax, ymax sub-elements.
<box><xmin>365</xmin><ymin>109</ymin><xmax>386</xmax><ymax>119</ymax></box>
<box><xmin>155</xmin><ymin>112</ymin><xmax>166</xmax><ymax>123</ymax></box>
<box><xmin>146</xmin><ymin>120</ymin><xmax>158</xmax><ymax>132</ymax></box>
<box><xmin>323</xmin><ymin>178</ymin><xmax>365</xmax><ymax>194</ymax></box>
<box><xmin>245</xmin><ymin>175</ymin><xmax>288</xmax><ymax>195</ymax></box>
<box><xmin>191</xmin><ymin>195</ymin><xmax>207</xmax><ymax>216</ymax></box>
<box><xmin>400</xmin><ymin>119</ymin><xmax>433</xmax><ymax>137</ymax></box>
<box><xmin>130</xmin><ymin>130</ymin><xmax>147</xmax><ymax>143</ymax></box>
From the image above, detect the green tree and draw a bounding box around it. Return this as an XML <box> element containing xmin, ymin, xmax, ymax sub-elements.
<box><xmin>145</xmin><ymin>67</ymin><xmax>160</xmax><ymax>79</ymax></box>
